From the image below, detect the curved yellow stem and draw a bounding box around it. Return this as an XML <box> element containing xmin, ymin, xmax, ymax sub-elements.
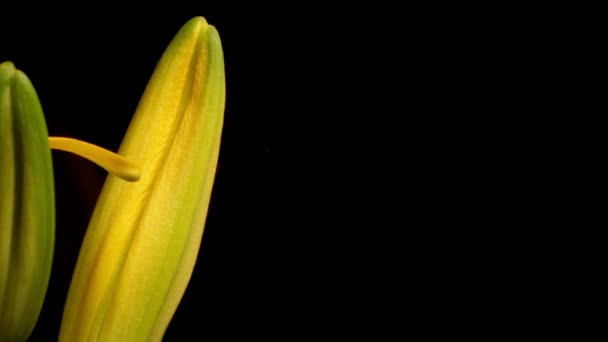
<box><xmin>49</xmin><ymin>137</ymin><xmax>141</xmax><ymax>182</ymax></box>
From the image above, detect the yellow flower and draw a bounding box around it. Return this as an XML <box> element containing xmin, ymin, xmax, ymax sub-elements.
<box><xmin>59</xmin><ymin>16</ymin><xmax>225</xmax><ymax>341</ymax></box>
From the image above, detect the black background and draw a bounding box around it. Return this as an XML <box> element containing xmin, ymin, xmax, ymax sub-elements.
<box><xmin>0</xmin><ymin>7</ymin><xmax>334</xmax><ymax>340</ymax></box>
<box><xmin>0</xmin><ymin>6</ymin><xmax>518</xmax><ymax>340</ymax></box>
<box><xmin>0</xmin><ymin>6</ymin><xmax>566</xmax><ymax>340</ymax></box>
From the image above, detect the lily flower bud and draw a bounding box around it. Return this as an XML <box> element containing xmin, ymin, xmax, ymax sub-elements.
<box><xmin>0</xmin><ymin>61</ymin><xmax>55</xmax><ymax>342</ymax></box>
<box><xmin>60</xmin><ymin>16</ymin><xmax>225</xmax><ymax>341</ymax></box>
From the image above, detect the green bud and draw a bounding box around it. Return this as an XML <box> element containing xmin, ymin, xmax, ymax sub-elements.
<box><xmin>0</xmin><ymin>61</ymin><xmax>55</xmax><ymax>342</ymax></box>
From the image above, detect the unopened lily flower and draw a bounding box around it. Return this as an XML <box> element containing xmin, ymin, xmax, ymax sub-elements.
<box><xmin>0</xmin><ymin>61</ymin><xmax>55</xmax><ymax>342</ymax></box>
<box><xmin>59</xmin><ymin>16</ymin><xmax>225</xmax><ymax>341</ymax></box>
<box><xmin>0</xmin><ymin>62</ymin><xmax>139</xmax><ymax>342</ymax></box>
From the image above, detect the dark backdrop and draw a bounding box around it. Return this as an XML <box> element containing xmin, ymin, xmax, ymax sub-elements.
<box><xmin>0</xmin><ymin>8</ymin><xmax>313</xmax><ymax>340</ymax></box>
<box><xmin>0</xmin><ymin>6</ymin><xmax>560</xmax><ymax>341</ymax></box>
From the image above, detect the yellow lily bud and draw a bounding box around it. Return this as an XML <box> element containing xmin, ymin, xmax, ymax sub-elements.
<box><xmin>59</xmin><ymin>16</ymin><xmax>225</xmax><ymax>342</ymax></box>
